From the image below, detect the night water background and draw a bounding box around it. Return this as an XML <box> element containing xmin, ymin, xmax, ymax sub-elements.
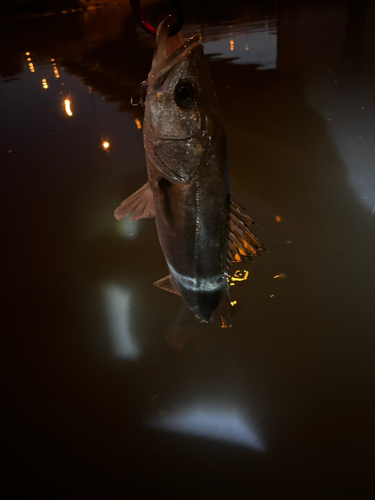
<box><xmin>1</xmin><ymin>0</ymin><xmax>374</xmax><ymax>497</ymax></box>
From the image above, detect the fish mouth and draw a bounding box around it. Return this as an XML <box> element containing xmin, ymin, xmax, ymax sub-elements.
<box><xmin>149</xmin><ymin>17</ymin><xmax>201</xmax><ymax>90</ymax></box>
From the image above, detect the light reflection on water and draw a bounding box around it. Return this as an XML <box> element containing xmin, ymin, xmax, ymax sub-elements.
<box><xmin>104</xmin><ymin>283</ymin><xmax>139</xmax><ymax>360</ymax></box>
<box><xmin>203</xmin><ymin>20</ymin><xmax>277</xmax><ymax>69</ymax></box>
<box><xmin>146</xmin><ymin>404</ymin><xmax>265</xmax><ymax>451</ymax></box>
<box><xmin>117</xmin><ymin>218</ymin><xmax>139</xmax><ymax>239</ymax></box>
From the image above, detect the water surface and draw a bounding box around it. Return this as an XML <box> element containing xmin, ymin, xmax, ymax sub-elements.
<box><xmin>1</xmin><ymin>1</ymin><xmax>374</xmax><ymax>497</ymax></box>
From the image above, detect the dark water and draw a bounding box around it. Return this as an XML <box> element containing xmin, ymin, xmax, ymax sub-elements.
<box><xmin>1</xmin><ymin>1</ymin><xmax>374</xmax><ymax>497</ymax></box>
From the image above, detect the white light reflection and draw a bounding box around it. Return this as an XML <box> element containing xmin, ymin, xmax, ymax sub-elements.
<box><xmin>147</xmin><ymin>405</ymin><xmax>264</xmax><ymax>451</ymax></box>
<box><xmin>104</xmin><ymin>284</ymin><xmax>140</xmax><ymax>359</ymax></box>
<box><xmin>64</xmin><ymin>99</ymin><xmax>72</xmax><ymax>116</ymax></box>
<box><xmin>117</xmin><ymin>218</ymin><xmax>139</xmax><ymax>239</ymax></box>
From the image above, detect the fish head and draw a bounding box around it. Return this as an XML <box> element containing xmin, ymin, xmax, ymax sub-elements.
<box><xmin>144</xmin><ymin>17</ymin><xmax>224</xmax><ymax>173</ymax></box>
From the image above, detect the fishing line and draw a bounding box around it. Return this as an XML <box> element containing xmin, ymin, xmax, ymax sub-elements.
<box><xmin>129</xmin><ymin>0</ymin><xmax>184</xmax><ymax>37</ymax></box>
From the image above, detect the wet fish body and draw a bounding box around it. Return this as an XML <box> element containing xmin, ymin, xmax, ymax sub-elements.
<box><xmin>115</xmin><ymin>18</ymin><xmax>265</xmax><ymax>326</ymax></box>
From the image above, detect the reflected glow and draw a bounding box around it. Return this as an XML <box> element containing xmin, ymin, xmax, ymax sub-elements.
<box><xmin>25</xmin><ymin>52</ymin><xmax>30</xmax><ymax>56</ymax></box>
<box><xmin>102</xmin><ymin>141</ymin><xmax>110</xmax><ymax>150</ymax></box>
<box><xmin>230</xmin><ymin>270</ymin><xmax>249</xmax><ymax>282</ymax></box>
<box><xmin>230</xmin><ymin>39</ymin><xmax>234</xmax><ymax>51</ymax></box>
<box><xmin>135</xmin><ymin>118</ymin><xmax>142</xmax><ymax>129</ymax></box>
<box><xmin>42</xmin><ymin>78</ymin><xmax>48</xmax><ymax>89</ymax></box>
<box><xmin>27</xmin><ymin>57</ymin><xmax>31</xmax><ymax>62</ymax></box>
<box><xmin>273</xmin><ymin>273</ymin><xmax>286</xmax><ymax>279</ymax></box>
<box><xmin>230</xmin><ymin>300</ymin><xmax>237</xmax><ymax>306</ymax></box>
<box><xmin>28</xmin><ymin>62</ymin><xmax>35</xmax><ymax>73</ymax></box>
<box><xmin>117</xmin><ymin>218</ymin><xmax>139</xmax><ymax>239</ymax></box>
<box><xmin>52</xmin><ymin>60</ymin><xmax>60</xmax><ymax>79</ymax></box>
<box><xmin>104</xmin><ymin>284</ymin><xmax>140</xmax><ymax>359</ymax></box>
<box><xmin>64</xmin><ymin>99</ymin><xmax>72</xmax><ymax>116</ymax></box>
<box><xmin>147</xmin><ymin>405</ymin><xmax>264</xmax><ymax>451</ymax></box>
<box><xmin>275</xmin><ymin>215</ymin><xmax>281</xmax><ymax>222</ymax></box>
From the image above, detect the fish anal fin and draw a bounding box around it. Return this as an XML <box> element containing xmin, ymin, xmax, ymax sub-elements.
<box><xmin>211</xmin><ymin>287</ymin><xmax>233</xmax><ymax>328</ymax></box>
<box><xmin>114</xmin><ymin>183</ymin><xmax>155</xmax><ymax>221</ymax></box>
<box><xmin>227</xmin><ymin>197</ymin><xmax>266</xmax><ymax>266</ymax></box>
<box><xmin>154</xmin><ymin>275</ymin><xmax>180</xmax><ymax>296</ymax></box>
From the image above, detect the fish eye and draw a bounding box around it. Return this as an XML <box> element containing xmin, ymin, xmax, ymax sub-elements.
<box><xmin>174</xmin><ymin>81</ymin><xmax>196</xmax><ymax>109</ymax></box>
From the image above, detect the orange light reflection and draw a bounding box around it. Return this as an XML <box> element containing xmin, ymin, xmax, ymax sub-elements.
<box><xmin>64</xmin><ymin>99</ymin><xmax>72</xmax><ymax>116</ymax></box>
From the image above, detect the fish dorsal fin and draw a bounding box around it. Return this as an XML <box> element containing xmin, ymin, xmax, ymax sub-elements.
<box><xmin>227</xmin><ymin>198</ymin><xmax>266</xmax><ymax>265</ymax></box>
<box><xmin>114</xmin><ymin>183</ymin><xmax>155</xmax><ymax>221</ymax></box>
<box><xmin>154</xmin><ymin>275</ymin><xmax>180</xmax><ymax>296</ymax></box>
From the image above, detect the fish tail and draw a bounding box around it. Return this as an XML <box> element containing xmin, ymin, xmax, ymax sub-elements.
<box><xmin>211</xmin><ymin>287</ymin><xmax>233</xmax><ymax>328</ymax></box>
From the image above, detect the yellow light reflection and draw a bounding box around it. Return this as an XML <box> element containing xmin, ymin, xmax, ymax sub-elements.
<box><xmin>231</xmin><ymin>270</ymin><xmax>249</xmax><ymax>282</ymax></box>
<box><xmin>51</xmin><ymin>58</ymin><xmax>55</xmax><ymax>62</ymax></box>
<box><xmin>230</xmin><ymin>300</ymin><xmax>237</xmax><ymax>306</ymax></box>
<box><xmin>275</xmin><ymin>215</ymin><xmax>281</xmax><ymax>222</ymax></box>
<box><xmin>102</xmin><ymin>141</ymin><xmax>110</xmax><ymax>150</ymax></box>
<box><xmin>27</xmin><ymin>57</ymin><xmax>31</xmax><ymax>62</ymax></box>
<box><xmin>53</xmin><ymin>67</ymin><xmax>60</xmax><ymax>78</ymax></box>
<box><xmin>273</xmin><ymin>273</ymin><xmax>286</xmax><ymax>279</ymax></box>
<box><xmin>270</xmin><ymin>295</ymin><xmax>274</xmax><ymax>298</ymax></box>
<box><xmin>227</xmin><ymin>269</ymin><xmax>249</xmax><ymax>289</ymax></box>
<box><xmin>230</xmin><ymin>39</ymin><xmax>234</xmax><ymax>52</ymax></box>
<box><xmin>25</xmin><ymin>52</ymin><xmax>30</xmax><ymax>56</ymax></box>
<box><xmin>245</xmin><ymin>44</ymin><xmax>249</xmax><ymax>51</ymax></box>
<box><xmin>64</xmin><ymin>99</ymin><xmax>73</xmax><ymax>116</ymax></box>
<box><xmin>42</xmin><ymin>78</ymin><xmax>48</xmax><ymax>89</ymax></box>
<box><xmin>135</xmin><ymin>118</ymin><xmax>141</xmax><ymax>129</ymax></box>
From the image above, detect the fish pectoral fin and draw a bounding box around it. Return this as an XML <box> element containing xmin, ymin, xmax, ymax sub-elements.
<box><xmin>114</xmin><ymin>183</ymin><xmax>155</xmax><ymax>221</ymax></box>
<box><xmin>227</xmin><ymin>197</ymin><xmax>267</xmax><ymax>265</ymax></box>
<box><xmin>153</xmin><ymin>275</ymin><xmax>180</xmax><ymax>296</ymax></box>
<box><xmin>211</xmin><ymin>287</ymin><xmax>233</xmax><ymax>328</ymax></box>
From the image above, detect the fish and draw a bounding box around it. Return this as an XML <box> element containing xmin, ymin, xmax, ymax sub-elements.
<box><xmin>114</xmin><ymin>17</ymin><xmax>265</xmax><ymax>327</ymax></box>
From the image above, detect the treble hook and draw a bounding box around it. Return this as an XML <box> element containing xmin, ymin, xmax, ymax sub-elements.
<box><xmin>129</xmin><ymin>0</ymin><xmax>184</xmax><ymax>37</ymax></box>
<box><xmin>131</xmin><ymin>80</ymin><xmax>147</xmax><ymax>107</ymax></box>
